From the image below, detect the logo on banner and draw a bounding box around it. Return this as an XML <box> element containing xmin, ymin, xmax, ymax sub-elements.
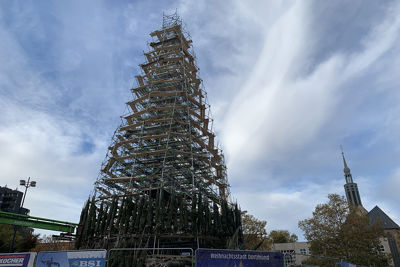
<box><xmin>37</xmin><ymin>251</ymin><xmax>106</xmax><ymax>267</ymax></box>
<box><xmin>69</xmin><ymin>259</ymin><xmax>103</xmax><ymax>267</ymax></box>
<box><xmin>0</xmin><ymin>256</ymin><xmax>24</xmax><ymax>266</ymax></box>
<box><xmin>0</xmin><ymin>253</ymin><xmax>35</xmax><ymax>267</ymax></box>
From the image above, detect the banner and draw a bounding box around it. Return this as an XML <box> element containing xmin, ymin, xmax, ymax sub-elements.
<box><xmin>196</xmin><ymin>249</ymin><xmax>283</xmax><ymax>267</ymax></box>
<box><xmin>36</xmin><ymin>250</ymin><xmax>106</xmax><ymax>267</ymax></box>
<box><xmin>0</xmin><ymin>252</ymin><xmax>36</xmax><ymax>267</ymax></box>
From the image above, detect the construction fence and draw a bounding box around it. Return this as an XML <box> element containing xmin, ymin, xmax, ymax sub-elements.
<box><xmin>0</xmin><ymin>248</ymin><xmax>358</xmax><ymax>266</ymax></box>
<box><xmin>1</xmin><ymin>248</ymin><xmax>284</xmax><ymax>267</ymax></box>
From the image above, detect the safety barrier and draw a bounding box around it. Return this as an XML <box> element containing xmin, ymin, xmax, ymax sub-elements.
<box><xmin>0</xmin><ymin>249</ymin><xmax>106</xmax><ymax>267</ymax></box>
<box><xmin>0</xmin><ymin>248</ymin><xmax>193</xmax><ymax>267</ymax></box>
<box><xmin>6</xmin><ymin>247</ymin><xmax>361</xmax><ymax>266</ymax></box>
<box><xmin>107</xmin><ymin>247</ymin><xmax>194</xmax><ymax>267</ymax></box>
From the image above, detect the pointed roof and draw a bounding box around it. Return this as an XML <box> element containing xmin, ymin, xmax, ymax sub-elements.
<box><xmin>341</xmin><ymin>145</ymin><xmax>351</xmax><ymax>174</ymax></box>
<box><xmin>368</xmin><ymin>206</ymin><xmax>400</xmax><ymax>230</ymax></box>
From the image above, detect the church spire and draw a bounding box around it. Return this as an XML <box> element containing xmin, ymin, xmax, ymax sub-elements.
<box><xmin>341</xmin><ymin>145</ymin><xmax>353</xmax><ymax>183</ymax></box>
<box><xmin>340</xmin><ymin>146</ymin><xmax>362</xmax><ymax>207</ymax></box>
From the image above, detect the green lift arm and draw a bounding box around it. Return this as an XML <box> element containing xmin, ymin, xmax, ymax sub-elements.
<box><xmin>0</xmin><ymin>211</ymin><xmax>79</xmax><ymax>233</ymax></box>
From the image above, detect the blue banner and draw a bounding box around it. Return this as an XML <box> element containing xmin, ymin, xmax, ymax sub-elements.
<box><xmin>196</xmin><ymin>249</ymin><xmax>283</xmax><ymax>267</ymax></box>
<box><xmin>0</xmin><ymin>252</ymin><xmax>36</xmax><ymax>267</ymax></box>
<box><xmin>36</xmin><ymin>250</ymin><xmax>106</xmax><ymax>267</ymax></box>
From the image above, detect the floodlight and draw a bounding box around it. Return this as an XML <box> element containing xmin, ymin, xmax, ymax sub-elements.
<box><xmin>30</xmin><ymin>181</ymin><xmax>36</xmax><ymax>187</ymax></box>
<box><xmin>20</xmin><ymin>180</ymin><xmax>26</xmax><ymax>186</ymax></box>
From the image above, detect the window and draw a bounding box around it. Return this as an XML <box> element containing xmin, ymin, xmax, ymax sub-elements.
<box><xmin>281</xmin><ymin>250</ymin><xmax>296</xmax><ymax>265</ymax></box>
<box><xmin>300</xmin><ymin>248</ymin><xmax>306</xmax><ymax>255</ymax></box>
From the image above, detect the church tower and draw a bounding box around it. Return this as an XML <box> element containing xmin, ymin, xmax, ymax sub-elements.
<box><xmin>341</xmin><ymin>147</ymin><xmax>362</xmax><ymax>207</ymax></box>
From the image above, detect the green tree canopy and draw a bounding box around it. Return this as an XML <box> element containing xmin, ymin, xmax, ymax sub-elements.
<box><xmin>0</xmin><ymin>225</ymin><xmax>38</xmax><ymax>252</ymax></box>
<box><xmin>269</xmin><ymin>230</ymin><xmax>298</xmax><ymax>243</ymax></box>
<box><xmin>298</xmin><ymin>194</ymin><xmax>389</xmax><ymax>266</ymax></box>
<box><xmin>241</xmin><ymin>213</ymin><xmax>270</xmax><ymax>250</ymax></box>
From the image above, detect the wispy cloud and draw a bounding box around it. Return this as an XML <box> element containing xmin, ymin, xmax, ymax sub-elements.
<box><xmin>222</xmin><ymin>1</ymin><xmax>400</xmax><ymax>169</ymax></box>
<box><xmin>183</xmin><ymin>0</ymin><xmax>400</xmax><ymax>235</ymax></box>
<box><xmin>0</xmin><ymin>101</ymin><xmax>104</xmax><ymax>220</ymax></box>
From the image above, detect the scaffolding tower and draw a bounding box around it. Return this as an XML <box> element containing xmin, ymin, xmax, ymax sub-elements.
<box><xmin>93</xmin><ymin>13</ymin><xmax>229</xmax><ymax>206</ymax></box>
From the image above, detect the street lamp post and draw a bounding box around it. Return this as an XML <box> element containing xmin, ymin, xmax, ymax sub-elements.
<box><xmin>9</xmin><ymin>177</ymin><xmax>37</xmax><ymax>252</ymax></box>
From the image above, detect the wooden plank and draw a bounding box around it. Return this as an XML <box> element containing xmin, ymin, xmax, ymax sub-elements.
<box><xmin>136</xmin><ymin>75</ymin><xmax>144</xmax><ymax>86</ymax></box>
<box><xmin>96</xmin><ymin>186</ymin><xmax>111</xmax><ymax>196</ymax></box>
<box><xmin>104</xmin><ymin>177</ymin><xmax>145</xmax><ymax>182</ymax></box>
<box><xmin>150</xmin><ymin>25</ymin><xmax>181</xmax><ymax>37</ymax></box>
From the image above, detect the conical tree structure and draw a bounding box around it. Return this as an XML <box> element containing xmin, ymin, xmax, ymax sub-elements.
<box><xmin>77</xmin><ymin>14</ymin><xmax>242</xmax><ymax>253</ymax></box>
<box><xmin>94</xmin><ymin>13</ymin><xmax>228</xmax><ymax>204</ymax></box>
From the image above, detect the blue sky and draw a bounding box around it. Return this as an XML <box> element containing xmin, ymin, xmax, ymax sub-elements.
<box><xmin>1</xmin><ymin>0</ymin><xmax>400</xmax><ymax>239</ymax></box>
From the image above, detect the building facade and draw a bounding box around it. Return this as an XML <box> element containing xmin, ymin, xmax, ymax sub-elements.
<box><xmin>0</xmin><ymin>186</ymin><xmax>29</xmax><ymax>214</ymax></box>
<box><xmin>368</xmin><ymin>206</ymin><xmax>400</xmax><ymax>267</ymax></box>
<box><xmin>271</xmin><ymin>242</ymin><xmax>311</xmax><ymax>266</ymax></box>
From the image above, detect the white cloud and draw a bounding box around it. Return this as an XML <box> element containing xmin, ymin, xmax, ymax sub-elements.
<box><xmin>235</xmin><ymin>178</ymin><xmax>344</xmax><ymax>239</ymax></box>
<box><xmin>0</xmin><ymin>24</ymin><xmax>59</xmax><ymax>107</ymax></box>
<box><xmin>221</xmin><ymin>1</ymin><xmax>400</xmax><ymax>173</ymax></box>
<box><xmin>0</xmin><ymin>101</ymin><xmax>105</xmax><ymax>224</ymax></box>
<box><xmin>209</xmin><ymin>0</ymin><xmax>400</xmax><ymax>236</ymax></box>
